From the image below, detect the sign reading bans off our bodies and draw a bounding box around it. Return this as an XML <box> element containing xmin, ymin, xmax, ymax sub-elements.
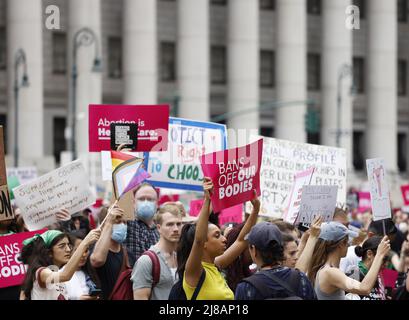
<box><xmin>13</xmin><ymin>160</ymin><xmax>96</xmax><ymax>231</ymax></box>
<box><xmin>145</xmin><ymin>118</ymin><xmax>227</xmax><ymax>191</ymax></box>
<box><xmin>250</xmin><ymin>136</ymin><xmax>347</xmax><ymax>218</ymax></box>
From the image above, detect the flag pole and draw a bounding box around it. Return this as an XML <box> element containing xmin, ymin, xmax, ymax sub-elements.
<box><xmin>98</xmin><ymin>199</ymin><xmax>119</xmax><ymax>231</ymax></box>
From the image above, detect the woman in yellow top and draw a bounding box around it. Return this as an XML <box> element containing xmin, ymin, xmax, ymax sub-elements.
<box><xmin>178</xmin><ymin>177</ymin><xmax>260</xmax><ymax>300</ymax></box>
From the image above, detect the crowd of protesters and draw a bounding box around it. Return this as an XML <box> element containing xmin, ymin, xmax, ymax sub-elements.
<box><xmin>0</xmin><ymin>177</ymin><xmax>408</xmax><ymax>301</ymax></box>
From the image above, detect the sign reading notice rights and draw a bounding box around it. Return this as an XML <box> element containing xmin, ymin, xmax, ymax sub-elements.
<box><xmin>14</xmin><ymin>160</ymin><xmax>96</xmax><ymax>231</ymax></box>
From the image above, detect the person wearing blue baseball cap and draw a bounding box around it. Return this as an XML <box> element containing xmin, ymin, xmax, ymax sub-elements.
<box><xmin>307</xmin><ymin>221</ymin><xmax>391</xmax><ymax>300</ymax></box>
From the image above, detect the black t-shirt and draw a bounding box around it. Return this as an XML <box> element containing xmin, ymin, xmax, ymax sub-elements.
<box><xmin>89</xmin><ymin>246</ymin><xmax>135</xmax><ymax>300</ymax></box>
<box><xmin>0</xmin><ymin>285</ymin><xmax>20</xmax><ymax>300</ymax></box>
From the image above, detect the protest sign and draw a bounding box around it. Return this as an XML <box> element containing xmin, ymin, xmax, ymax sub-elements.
<box><xmin>0</xmin><ymin>229</ymin><xmax>47</xmax><ymax>289</ymax></box>
<box><xmin>13</xmin><ymin>160</ymin><xmax>96</xmax><ymax>231</ymax></box>
<box><xmin>7</xmin><ymin>175</ymin><xmax>20</xmax><ymax>200</ymax></box>
<box><xmin>145</xmin><ymin>118</ymin><xmax>227</xmax><ymax>191</ymax></box>
<box><xmin>219</xmin><ymin>204</ymin><xmax>243</xmax><ymax>226</ymax></box>
<box><xmin>200</xmin><ymin>139</ymin><xmax>263</xmax><ymax>213</ymax></box>
<box><xmin>110</xmin><ymin>123</ymin><xmax>138</xmax><ymax>151</ymax></box>
<box><xmin>401</xmin><ymin>185</ymin><xmax>409</xmax><ymax>206</ymax></box>
<box><xmin>0</xmin><ymin>127</ymin><xmax>13</xmax><ymax>222</ymax></box>
<box><xmin>189</xmin><ymin>199</ymin><xmax>204</xmax><ymax>217</ymax></box>
<box><xmin>88</xmin><ymin>104</ymin><xmax>169</xmax><ymax>152</ymax></box>
<box><xmin>282</xmin><ymin>167</ymin><xmax>315</xmax><ymax>224</ymax></box>
<box><xmin>295</xmin><ymin>185</ymin><xmax>338</xmax><ymax>226</ymax></box>
<box><xmin>249</xmin><ymin>136</ymin><xmax>347</xmax><ymax>218</ymax></box>
<box><xmin>358</xmin><ymin>192</ymin><xmax>371</xmax><ymax>213</ymax></box>
<box><xmin>366</xmin><ymin>158</ymin><xmax>391</xmax><ymax>221</ymax></box>
<box><xmin>6</xmin><ymin>167</ymin><xmax>38</xmax><ymax>185</ymax></box>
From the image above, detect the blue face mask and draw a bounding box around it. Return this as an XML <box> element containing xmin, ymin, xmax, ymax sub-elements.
<box><xmin>111</xmin><ymin>223</ymin><xmax>127</xmax><ymax>244</ymax></box>
<box><xmin>136</xmin><ymin>200</ymin><xmax>157</xmax><ymax>221</ymax></box>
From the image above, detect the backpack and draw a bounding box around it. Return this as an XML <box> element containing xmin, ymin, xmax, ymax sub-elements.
<box><xmin>109</xmin><ymin>248</ymin><xmax>160</xmax><ymax>300</ymax></box>
<box><xmin>242</xmin><ymin>268</ymin><xmax>303</xmax><ymax>300</ymax></box>
<box><xmin>168</xmin><ymin>270</ymin><xmax>206</xmax><ymax>300</ymax></box>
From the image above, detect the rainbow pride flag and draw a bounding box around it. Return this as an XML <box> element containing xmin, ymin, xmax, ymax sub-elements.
<box><xmin>110</xmin><ymin>150</ymin><xmax>135</xmax><ymax>172</ymax></box>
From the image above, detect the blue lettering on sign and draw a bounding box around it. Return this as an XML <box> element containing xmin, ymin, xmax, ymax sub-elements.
<box><xmin>170</xmin><ymin>127</ymin><xmax>206</xmax><ymax>145</ymax></box>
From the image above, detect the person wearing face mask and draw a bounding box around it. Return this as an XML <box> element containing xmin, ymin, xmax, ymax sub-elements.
<box><xmin>125</xmin><ymin>183</ymin><xmax>160</xmax><ymax>262</ymax></box>
<box><xmin>90</xmin><ymin>205</ymin><xmax>135</xmax><ymax>300</ymax></box>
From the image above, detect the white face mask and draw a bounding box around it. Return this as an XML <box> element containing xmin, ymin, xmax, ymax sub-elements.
<box><xmin>399</xmin><ymin>222</ymin><xmax>408</xmax><ymax>233</ymax></box>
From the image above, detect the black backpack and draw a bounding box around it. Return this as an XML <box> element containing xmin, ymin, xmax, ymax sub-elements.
<box><xmin>242</xmin><ymin>269</ymin><xmax>303</xmax><ymax>300</ymax></box>
<box><xmin>168</xmin><ymin>270</ymin><xmax>206</xmax><ymax>300</ymax></box>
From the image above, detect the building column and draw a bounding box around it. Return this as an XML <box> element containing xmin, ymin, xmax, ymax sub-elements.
<box><xmin>275</xmin><ymin>0</ymin><xmax>306</xmax><ymax>143</ymax></box>
<box><xmin>7</xmin><ymin>0</ymin><xmax>44</xmax><ymax>165</ymax></box>
<box><xmin>177</xmin><ymin>0</ymin><xmax>209</xmax><ymax>121</ymax></box>
<box><xmin>367</xmin><ymin>0</ymin><xmax>397</xmax><ymax>172</ymax></box>
<box><xmin>227</xmin><ymin>0</ymin><xmax>259</xmax><ymax>147</ymax></box>
<box><xmin>123</xmin><ymin>0</ymin><xmax>157</xmax><ymax>104</ymax></box>
<box><xmin>321</xmin><ymin>0</ymin><xmax>353</xmax><ymax>169</ymax></box>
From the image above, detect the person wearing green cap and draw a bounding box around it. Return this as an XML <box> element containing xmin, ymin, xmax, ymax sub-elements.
<box><xmin>20</xmin><ymin>228</ymin><xmax>101</xmax><ymax>300</ymax></box>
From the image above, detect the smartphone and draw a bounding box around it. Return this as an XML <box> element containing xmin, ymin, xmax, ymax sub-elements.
<box><xmin>89</xmin><ymin>288</ymin><xmax>102</xmax><ymax>297</ymax></box>
<box><xmin>297</xmin><ymin>222</ymin><xmax>310</xmax><ymax>232</ymax></box>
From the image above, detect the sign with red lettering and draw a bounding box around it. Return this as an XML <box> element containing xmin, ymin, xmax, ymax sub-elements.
<box><xmin>0</xmin><ymin>230</ymin><xmax>47</xmax><ymax>288</ymax></box>
<box><xmin>88</xmin><ymin>104</ymin><xmax>169</xmax><ymax>152</ymax></box>
<box><xmin>401</xmin><ymin>185</ymin><xmax>409</xmax><ymax>206</ymax></box>
<box><xmin>219</xmin><ymin>204</ymin><xmax>243</xmax><ymax>226</ymax></box>
<box><xmin>200</xmin><ymin>139</ymin><xmax>263</xmax><ymax>213</ymax></box>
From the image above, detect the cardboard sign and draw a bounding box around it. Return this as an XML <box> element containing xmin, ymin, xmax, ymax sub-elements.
<box><xmin>88</xmin><ymin>104</ymin><xmax>169</xmax><ymax>152</ymax></box>
<box><xmin>249</xmin><ymin>136</ymin><xmax>347</xmax><ymax>218</ymax></box>
<box><xmin>366</xmin><ymin>158</ymin><xmax>391</xmax><ymax>221</ymax></box>
<box><xmin>6</xmin><ymin>167</ymin><xmax>38</xmax><ymax>185</ymax></box>
<box><xmin>0</xmin><ymin>230</ymin><xmax>47</xmax><ymax>289</ymax></box>
<box><xmin>282</xmin><ymin>167</ymin><xmax>315</xmax><ymax>225</ymax></box>
<box><xmin>219</xmin><ymin>204</ymin><xmax>243</xmax><ymax>226</ymax></box>
<box><xmin>0</xmin><ymin>127</ymin><xmax>14</xmax><ymax>222</ymax></box>
<box><xmin>13</xmin><ymin>160</ymin><xmax>97</xmax><ymax>231</ymax></box>
<box><xmin>401</xmin><ymin>185</ymin><xmax>409</xmax><ymax>206</ymax></box>
<box><xmin>200</xmin><ymin>139</ymin><xmax>263</xmax><ymax>213</ymax></box>
<box><xmin>145</xmin><ymin>118</ymin><xmax>227</xmax><ymax>191</ymax></box>
<box><xmin>189</xmin><ymin>199</ymin><xmax>204</xmax><ymax>217</ymax></box>
<box><xmin>358</xmin><ymin>192</ymin><xmax>371</xmax><ymax>213</ymax></box>
<box><xmin>110</xmin><ymin>123</ymin><xmax>138</xmax><ymax>151</ymax></box>
<box><xmin>296</xmin><ymin>185</ymin><xmax>338</xmax><ymax>226</ymax></box>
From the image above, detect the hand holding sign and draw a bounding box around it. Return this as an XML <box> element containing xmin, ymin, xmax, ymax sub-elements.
<box><xmin>250</xmin><ymin>190</ymin><xmax>260</xmax><ymax>213</ymax></box>
<box><xmin>203</xmin><ymin>177</ymin><xmax>214</xmax><ymax>201</ymax></box>
<box><xmin>309</xmin><ymin>215</ymin><xmax>324</xmax><ymax>238</ymax></box>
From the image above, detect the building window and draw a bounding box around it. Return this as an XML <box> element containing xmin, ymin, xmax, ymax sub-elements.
<box><xmin>398</xmin><ymin>133</ymin><xmax>407</xmax><ymax>172</ymax></box>
<box><xmin>353</xmin><ymin>57</ymin><xmax>365</xmax><ymax>93</ymax></box>
<box><xmin>352</xmin><ymin>0</ymin><xmax>365</xmax><ymax>19</ymax></box>
<box><xmin>398</xmin><ymin>0</ymin><xmax>408</xmax><ymax>23</ymax></box>
<box><xmin>211</xmin><ymin>0</ymin><xmax>227</xmax><ymax>5</ymax></box>
<box><xmin>160</xmin><ymin>42</ymin><xmax>176</xmax><ymax>82</ymax></box>
<box><xmin>353</xmin><ymin>131</ymin><xmax>365</xmax><ymax>171</ymax></box>
<box><xmin>211</xmin><ymin>46</ymin><xmax>226</xmax><ymax>85</ymax></box>
<box><xmin>260</xmin><ymin>127</ymin><xmax>273</xmax><ymax>138</ymax></box>
<box><xmin>53</xmin><ymin>117</ymin><xmax>66</xmax><ymax>164</ymax></box>
<box><xmin>260</xmin><ymin>50</ymin><xmax>275</xmax><ymax>88</ymax></box>
<box><xmin>0</xmin><ymin>27</ymin><xmax>6</xmax><ymax>70</ymax></box>
<box><xmin>108</xmin><ymin>37</ymin><xmax>122</xmax><ymax>79</ymax></box>
<box><xmin>0</xmin><ymin>115</ymin><xmax>7</xmax><ymax>154</ymax></box>
<box><xmin>307</xmin><ymin>132</ymin><xmax>320</xmax><ymax>145</ymax></box>
<box><xmin>260</xmin><ymin>0</ymin><xmax>275</xmax><ymax>10</ymax></box>
<box><xmin>307</xmin><ymin>53</ymin><xmax>321</xmax><ymax>91</ymax></box>
<box><xmin>307</xmin><ymin>0</ymin><xmax>321</xmax><ymax>15</ymax></box>
<box><xmin>398</xmin><ymin>59</ymin><xmax>407</xmax><ymax>96</ymax></box>
<box><xmin>52</xmin><ymin>32</ymin><xmax>67</xmax><ymax>74</ymax></box>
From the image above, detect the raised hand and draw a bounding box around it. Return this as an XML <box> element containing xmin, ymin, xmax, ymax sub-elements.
<box><xmin>203</xmin><ymin>177</ymin><xmax>214</xmax><ymax>200</ymax></box>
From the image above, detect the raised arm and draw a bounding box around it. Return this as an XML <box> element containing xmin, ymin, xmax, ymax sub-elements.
<box><xmin>90</xmin><ymin>205</ymin><xmax>124</xmax><ymax>268</ymax></box>
<box><xmin>184</xmin><ymin>177</ymin><xmax>213</xmax><ymax>288</ymax></box>
<box><xmin>326</xmin><ymin>236</ymin><xmax>390</xmax><ymax>295</ymax></box>
<box><xmin>296</xmin><ymin>215</ymin><xmax>323</xmax><ymax>273</ymax></box>
<box><xmin>215</xmin><ymin>190</ymin><xmax>260</xmax><ymax>269</ymax></box>
<box><xmin>40</xmin><ymin>229</ymin><xmax>100</xmax><ymax>284</ymax></box>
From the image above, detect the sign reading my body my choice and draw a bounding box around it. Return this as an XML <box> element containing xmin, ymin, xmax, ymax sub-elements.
<box><xmin>145</xmin><ymin>118</ymin><xmax>227</xmax><ymax>191</ymax></box>
<box><xmin>88</xmin><ymin>104</ymin><xmax>170</xmax><ymax>152</ymax></box>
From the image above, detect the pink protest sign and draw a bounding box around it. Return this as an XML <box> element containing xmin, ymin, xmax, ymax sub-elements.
<box><xmin>358</xmin><ymin>192</ymin><xmax>371</xmax><ymax>213</ymax></box>
<box><xmin>0</xmin><ymin>229</ymin><xmax>47</xmax><ymax>289</ymax></box>
<box><xmin>401</xmin><ymin>185</ymin><xmax>409</xmax><ymax>206</ymax></box>
<box><xmin>200</xmin><ymin>139</ymin><xmax>263</xmax><ymax>213</ymax></box>
<box><xmin>219</xmin><ymin>204</ymin><xmax>243</xmax><ymax>226</ymax></box>
<box><xmin>381</xmin><ymin>268</ymin><xmax>399</xmax><ymax>288</ymax></box>
<box><xmin>88</xmin><ymin>104</ymin><xmax>170</xmax><ymax>152</ymax></box>
<box><xmin>189</xmin><ymin>199</ymin><xmax>204</xmax><ymax>217</ymax></box>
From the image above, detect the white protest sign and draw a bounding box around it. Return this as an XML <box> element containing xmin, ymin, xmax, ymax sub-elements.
<box><xmin>14</xmin><ymin>160</ymin><xmax>96</xmax><ymax>231</ymax></box>
<box><xmin>6</xmin><ymin>167</ymin><xmax>38</xmax><ymax>185</ymax></box>
<box><xmin>282</xmin><ymin>167</ymin><xmax>315</xmax><ymax>224</ymax></box>
<box><xmin>366</xmin><ymin>158</ymin><xmax>391</xmax><ymax>221</ymax></box>
<box><xmin>296</xmin><ymin>185</ymin><xmax>338</xmax><ymax>226</ymax></box>
<box><xmin>249</xmin><ymin>136</ymin><xmax>347</xmax><ymax>218</ymax></box>
<box><xmin>145</xmin><ymin>118</ymin><xmax>227</xmax><ymax>191</ymax></box>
